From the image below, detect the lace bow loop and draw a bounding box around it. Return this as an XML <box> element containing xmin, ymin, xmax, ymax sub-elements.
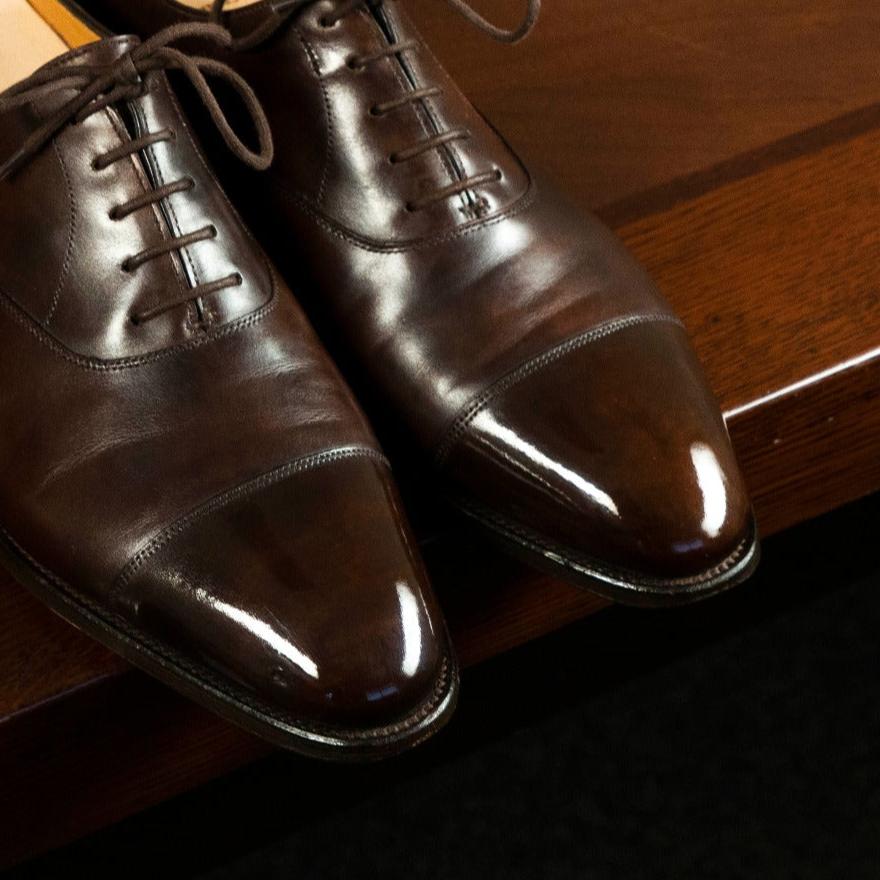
<box><xmin>0</xmin><ymin>22</ymin><xmax>274</xmax><ymax>181</ymax></box>
<box><xmin>442</xmin><ymin>0</ymin><xmax>540</xmax><ymax>44</ymax></box>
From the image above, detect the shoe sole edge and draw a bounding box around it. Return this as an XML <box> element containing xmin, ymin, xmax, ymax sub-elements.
<box><xmin>452</xmin><ymin>497</ymin><xmax>761</xmax><ymax>608</ymax></box>
<box><xmin>0</xmin><ymin>526</ymin><xmax>459</xmax><ymax>762</ymax></box>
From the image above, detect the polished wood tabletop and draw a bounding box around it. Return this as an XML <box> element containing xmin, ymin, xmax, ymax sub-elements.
<box><xmin>4</xmin><ymin>0</ymin><xmax>880</xmax><ymax>865</ymax></box>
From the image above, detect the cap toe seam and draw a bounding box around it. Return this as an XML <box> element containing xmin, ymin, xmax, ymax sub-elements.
<box><xmin>1</xmin><ymin>519</ymin><xmax>454</xmax><ymax>744</ymax></box>
<box><xmin>112</xmin><ymin>444</ymin><xmax>388</xmax><ymax>597</ymax></box>
<box><xmin>433</xmin><ymin>311</ymin><xmax>685</xmax><ymax>467</ymax></box>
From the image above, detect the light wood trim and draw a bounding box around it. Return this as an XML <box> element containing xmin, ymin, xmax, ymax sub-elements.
<box><xmin>26</xmin><ymin>0</ymin><xmax>100</xmax><ymax>48</ymax></box>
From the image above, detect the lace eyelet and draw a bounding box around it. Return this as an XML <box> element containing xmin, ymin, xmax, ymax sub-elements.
<box><xmin>91</xmin><ymin>157</ymin><xmax>106</xmax><ymax>171</ymax></box>
<box><xmin>108</xmin><ymin>206</ymin><xmax>122</xmax><ymax>221</ymax></box>
<box><xmin>318</xmin><ymin>15</ymin><xmax>338</xmax><ymax>28</ymax></box>
<box><xmin>494</xmin><ymin>168</ymin><xmax>503</xmax><ymax>181</ymax></box>
<box><xmin>346</xmin><ymin>56</ymin><xmax>364</xmax><ymax>71</ymax></box>
<box><xmin>369</xmin><ymin>106</ymin><xmax>383</xmax><ymax>117</ymax></box>
<box><xmin>121</xmin><ymin>259</ymin><xmax>135</xmax><ymax>274</ymax></box>
<box><xmin>233</xmin><ymin>272</ymin><xmax>244</xmax><ymax>286</ymax></box>
<box><xmin>208</xmin><ymin>224</ymin><xmax>219</xmax><ymax>238</ymax></box>
<box><xmin>404</xmin><ymin>202</ymin><xmax>417</xmax><ymax>213</ymax></box>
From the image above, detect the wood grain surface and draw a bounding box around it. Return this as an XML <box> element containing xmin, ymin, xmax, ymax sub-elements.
<box><xmin>413</xmin><ymin>0</ymin><xmax>880</xmax><ymax>209</ymax></box>
<box><xmin>4</xmin><ymin>0</ymin><xmax>880</xmax><ymax>866</ymax></box>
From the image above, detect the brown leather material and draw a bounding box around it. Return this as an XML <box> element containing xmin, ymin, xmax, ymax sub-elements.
<box><xmin>71</xmin><ymin>0</ymin><xmax>759</xmax><ymax>600</ymax></box>
<box><xmin>0</xmin><ymin>36</ymin><xmax>274</xmax><ymax>359</ymax></box>
<box><xmin>0</xmin><ymin>34</ymin><xmax>456</xmax><ymax>757</ymax></box>
<box><xmin>441</xmin><ymin>321</ymin><xmax>753</xmax><ymax>581</ymax></box>
<box><xmin>119</xmin><ymin>452</ymin><xmax>447</xmax><ymax>730</ymax></box>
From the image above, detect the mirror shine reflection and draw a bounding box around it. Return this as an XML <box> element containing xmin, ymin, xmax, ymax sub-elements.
<box><xmin>689</xmin><ymin>442</ymin><xmax>729</xmax><ymax>540</ymax></box>
<box><xmin>396</xmin><ymin>581</ymin><xmax>424</xmax><ymax>679</ymax></box>
<box><xmin>194</xmin><ymin>587</ymin><xmax>320</xmax><ymax>680</ymax></box>
<box><xmin>471</xmin><ymin>409</ymin><xmax>621</xmax><ymax>518</ymax></box>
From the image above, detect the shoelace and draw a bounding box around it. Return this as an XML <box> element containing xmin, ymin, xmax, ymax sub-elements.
<box><xmin>0</xmin><ymin>23</ymin><xmax>274</xmax><ymax>325</ymax></box>
<box><xmin>210</xmin><ymin>0</ymin><xmax>540</xmax><ymax>213</ymax></box>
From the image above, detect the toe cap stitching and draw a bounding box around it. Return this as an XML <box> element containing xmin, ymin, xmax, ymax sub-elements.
<box><xmin>433</xmin><ymin>312</ymin><xmax>684</xmax><ymax>467</ymax></box>
<box><xmin>2</xmin><ymin>523</ymin><xmax>454</xmax><ymax>743</ymax></box>
<box><xmin>112</xmin><ymin>445</ymin><xmax>388</xmax><ymax>596</ymax></box>
<box><xmin>2</xmin><ymin>517</ymin><xmax>456</xmax><ymax>743</ymax></box>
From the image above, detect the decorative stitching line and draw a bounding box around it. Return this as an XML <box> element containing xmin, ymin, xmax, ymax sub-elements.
<box><xmin>391</xmin><ymin>3</ymin><xmax>476</xmax><ymax>213</ymax></box>
<box><xmin>45</xmin><ymin>140</ymin><xmax>76</xmax><ymax>327</ymax></box>
<box><xmin>375</xmin><ymin>5</ymin><xmax>462</xmax><ymax>199</ymax></box>
<box><xmin>0</xmin><ymin>277</ymin><xmax>277</xmax><ymax>372</ymax></box>
<box><xmin>296</xmin><ymin>27</ymin><xmax>333</xmax><ymax>207</ymax></box>
<box><xmin>105</xmin><ymin>102</ymin><xmax>190</xmax><ymax>290</ymax></box>
<box><xmin>420</xmin><ymin>81</ymin><xmax>471</xmax><ymax>216</ymax></box>
<box><xmin>40</xmin><ymin>34</ymin><xmax>136</xmax><ymax>72</ymax></box>
<box><xmin>113</xmin><ymin>445</ymin><xmax>389</xmax><ymax>593</ymax></box>
<box><xmin>0</xmin><ymin>523</ymin><xmax>453</xmax><ymax>740</ymax></box>
<box><xmin>160</xmin><ymin>72</ymin><xmax>282</xmax><ymax>337</ymax></box>
<box><xmin>434</xmin><ymin>312</ymin><xmax>685</xmax><ymax>467</ymax></box>
<box><xmin>162</xmin><ymin>69</ymin><xmax>270</xmax><ymax>256</ymax></box>
<box><xmin>133</xmin><ymin>92</ymin><xmax>202</xmax><ymax>295</ymax></box>
<box><xmin>0</xmin><ymin>115</ymin><xmax>283</xmax><ymax>371</ymax></box>
<box><xmin>272</xmin><ymin>172</ymin><xmax>537</xmax><ymax>253</ymax></box>
<box><xmin>417</xmin><ymin>27</ymin><xmax>520</xmax><ymax>219</ymax></box>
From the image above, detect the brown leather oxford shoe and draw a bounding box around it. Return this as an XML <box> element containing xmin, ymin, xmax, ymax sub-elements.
<box><xmin>0</xmin><ymin>23</ymin><xmax>456</xmax><ymax>758</ymax></box>
<box><xmin>53</xmin><ymin>0</ymin><xmax>760</xmax><ymax>604</ymax></box>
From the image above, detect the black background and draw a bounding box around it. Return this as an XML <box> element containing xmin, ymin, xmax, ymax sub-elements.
<box><xmin>8</xmin><ymin>494</ymin><xmax>880</xmax><ymax>879</ymax></box>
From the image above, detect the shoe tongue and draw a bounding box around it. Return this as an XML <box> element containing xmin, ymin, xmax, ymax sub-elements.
<box><xmin>37</xmin><ymin>34</ymin><xmax>141</xmax><ymax>74</ymax></box>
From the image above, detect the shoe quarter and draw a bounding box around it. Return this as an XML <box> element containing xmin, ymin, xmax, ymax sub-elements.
<box><xmin>0</xmin><ymin>104</ymin><xmax>72</xmax><ymax>325</ymax></box>
<box><xmin>261</xmin><ymin>1</ymin><xmax>530</xmax><ymax>244</ymax></box>
<box><xmin>0</xmin><ymin>66</ymin><xmax>273</xmax><ymax>360</ymax></box>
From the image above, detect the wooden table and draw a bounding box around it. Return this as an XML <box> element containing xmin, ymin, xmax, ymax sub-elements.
<box><xmin>4</xmin><ymin>0</ymin><xmax>880</xmax><ymax>866</ymax></box>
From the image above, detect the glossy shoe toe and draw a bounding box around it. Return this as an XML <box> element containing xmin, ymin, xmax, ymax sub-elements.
<box><xmin>114</xmin><ymin>450</ymin><xmax>456</xmax><ymax>758</ymax></box>
<box><xmin>440</xmin><ymin>319</ymin><xmax>757</xmax><ymax>603</ymax></box>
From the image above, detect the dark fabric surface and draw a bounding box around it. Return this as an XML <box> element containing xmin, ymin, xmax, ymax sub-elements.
<box><xmin>10</xmin><ymin>494</ymin><xmax>880</xmax><ymax>879</ymax></box>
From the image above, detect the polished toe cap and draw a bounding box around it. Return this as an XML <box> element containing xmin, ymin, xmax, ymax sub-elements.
<box><xmin>440</xmin><ymin>319</ymin><xmax>754</xmax><ymax>586</ymax></box>
<box><xmin>113</xmin><ymin>449</ymin><xmax>454</xmax><ymax>749</ymax></box>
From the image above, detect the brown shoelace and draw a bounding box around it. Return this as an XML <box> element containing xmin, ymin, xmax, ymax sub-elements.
<box><xmin>210</xmin><ymin>0</ymin><xmax>540</xmax><ymax>213</ymax></box>
<box><xmin>0</xmin><ymin>23</ymin><xmax>274</xmax><ymax>325</ymax></box>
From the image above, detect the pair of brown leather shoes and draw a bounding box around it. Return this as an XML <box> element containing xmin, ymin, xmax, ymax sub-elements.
<box><xmin>0</xmin><ymin>0</ymin><xmax>758</xmax><ymax>759</ymax></box>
